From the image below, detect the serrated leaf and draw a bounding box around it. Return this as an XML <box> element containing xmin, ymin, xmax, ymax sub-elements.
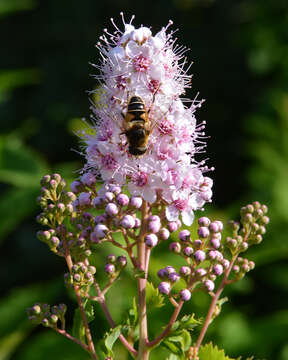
<box><xmin>146</xmin><ymin>281</ymin><xmax>165</xmax><ymax>310</ymax></box>
<box><xmin>103</xmin><ymin>325</ymin><xmax>121</xmax><ymax>356</ymax></box>
<box><xmin>162</xmin><ymin>330</ymin><xmax>192</xmax><ymax>357</ymax></box>
<box><xmin>198</xmin><ymin>343</ymin><xmax>234</xmax><ymax>360</ymax></box>
<box><xmin>171</xmin><ymin>314</ymin><xmax>201</xmax><ymax>332</ymax></box>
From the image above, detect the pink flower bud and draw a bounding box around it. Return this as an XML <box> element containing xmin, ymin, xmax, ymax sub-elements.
<box><xmin>169</xmin><ymin>242</ymin><xmax>181</xmax><ymax>253</ymax></box>
<box><xmin>145</xmin><ymin>234</ymin><xmax>158</xmax><ymax>247</ymax></box>
<box><xmin>167</xmin><ymin>222</ymin><xmax>178</xmax><ymax>232</ymax></box>
<box><xmin>158</xmin><ymin>282</ymin><xmax>171</xmax><ymax>295</ymax></box>
<box><xmin>180</xmin><ymin>289</ymin><xmax>191</xmax><ymax>301</ymax></box>
<box><xmin>130</xmin><ymin>197</ymin><xmax>142</xmax><ymax>208</ymax></box>
<box><xmin>198</xmin><ymin>216</ymin><xmax>210</xmax><ymax>227</ymax></box>
<box><xmin>120</xmin><ymin>215</ymin><xmax>135</xmax><ymax>229</ymax></box>
<box><xmin>179</xmin><ymin>229</ymin><xmax>191</xmax><ymax>242</ymax></box>
<box><xmin>194</xmin><ymin>250</ymin><xmax>206</xmax><ymax>262</ymax></box>
<box><xmin>148</xmin><ymin>220</ymin><xmax>161</xmax><ymax>234</ymax></box>
<box><xmin>183</xmin><ymin>246</ymin><xmax>194</xmax><ymax>257</ymax></box>
<box><xmin>159</xmin><ymin>228</ymin><xmax>170</xmax><ymax>240</ymax></box>
<box><xmin>105</xmin><ymin>203</ymin><xmax>119</xmax><ymax>216</ymax></box>
<box><xmin>116</xmin><ymin>193</ymin><xmax>129</xmax><ymax>206</ymax></box>
<box><xmin>213</xmin><ymin>264</ymin><xmax>223</xmax><ymax>276</ymax></box>
<box><xmin>204</xmin><ymin>279</ymin><xmax>215</xmax><ymax>292</ymax></box>
<box><xmin>78</xmin><ymin>192</ymin><xmax>92</xmax><ymax>207</ymax></box>
<box><xmin>94</xmin><ymin>224</ymin><xmax>108</xmax><ymax>238</ymax></box>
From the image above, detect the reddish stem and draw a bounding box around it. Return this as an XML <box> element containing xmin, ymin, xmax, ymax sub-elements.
<box><xmin>194</xmin><ymin>255</ymin><xmax>238</xmax><ymax>354</ymax></box>
<box><xmin>94</xmin><ymin>282</ymin><xmax>138</xmax><ymax>357</ymax></box>
<box><xmin>54</xmin><ymin>328</ymin><xmax>89</xmax><ymax>352</ymax></box>
<box><xmin>62</xmin><ymin>234</ymin><xmax>98</xmax><ymax>360</ymax></box>
<box><xmin>147</xmin><ymin>300</ymin><xmax>184</xmax><ymax>348</ymax></box>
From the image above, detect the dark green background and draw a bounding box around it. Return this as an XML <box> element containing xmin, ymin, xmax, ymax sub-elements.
<box><xmin>1</xmin><ymin>0</ymin><xmax>288</xmax><ymax>359</ymax></box>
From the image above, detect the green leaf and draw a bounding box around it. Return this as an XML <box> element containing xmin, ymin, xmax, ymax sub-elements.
<box><xmin>146</xmin><ymin>281</ymin><xmax>165</xmax><ymax>310</ymax></box>
<box><xmin>84</xmin><ymin>300</ymin><xmax>95</xmax><ymax>324</ymax></box>
<box><xmin>171</xmin><ymin>314</ymin><xmax>202</xmax><ymax>332</ymax></box>
<box><xmin>0</xmin><ymin>69</ymin><xmax>39</xmax><ymax>102</ymax></box>
<box><xmin>0</xmin><ymin>0</ymin><xmax>36</xmax><ymax>18</ymax></box>
<box><xmin>0</xmin><ymin>330</ymin><xmax>27</xmax><ymax>360</ymax></box>
<box><xmin>103</xmin><ymin>325</ymin><xmax>121</xmax><ymax>356</ymax></box>
<box><xmin>0</xmin><ymin>135</ymin><xmax>48</xmax><ymax>187</ymax></box>
<box><xmin>198</xmin><ymin>343</ymin><xmax>235</xmax><ymax>360</ymax></box>
<box><xmin>0</xmin><ymin>187</ymin><xmax>38</xmax><ymax>242</ymax></box>
<box><xmin>72</xmin><ymin>309</ymin><xmax>85</xmax><ymax>343</ymax></box>
<box><xmin>162</xmin><ymin>330</ymin><xmax>192</xmax><ymax>357</ymax></box>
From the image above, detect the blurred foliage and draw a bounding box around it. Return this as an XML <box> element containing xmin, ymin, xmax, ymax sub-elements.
<box><xmin>0</xmin><ymin>0</ymin><xmax>288</xmax><ymax>359</ymax></box>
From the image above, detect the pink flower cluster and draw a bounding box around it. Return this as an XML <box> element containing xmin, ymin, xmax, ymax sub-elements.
<box><xmin>83</xmin><ymin>14</ymin><xmax>213</xmax><ymax>225</ymax></box>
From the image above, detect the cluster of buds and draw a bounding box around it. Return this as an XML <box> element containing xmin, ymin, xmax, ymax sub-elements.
<box><xmin>158</xmin><ymin>217</ymin><xmax>228</xmax><ymax>299</ymax></box>
<box><xmin>158</xmin><ymin>202</ymin><xmax>269</xmax><ymax>301</ymax></box>
<box><xmin>226</xmin><ymin>201</ymin><xmax>269</xmax><ymax>254</ymax></box>
<box><xmin>27</xmin><ymin>303</ymin><xmax>67</xmax><ymax>329</ymax></box>
<box><xmin>104</xmin><ymin>254</ymin><xmax>127</xmax><ymax>277</ymax></box>
<box><xmin>37</xmin><ymin>174</ymin><xmax>76</xmax><ymax>226</ymax></box>
<box><xmin>64</xmin><ymin>261</ymin><xmax>96</xmax><ymax>295</ymax></box>
<box><xmin>70</xmin><ymin>180</ymin><xmax>184</xmax><ymax>250</ymax></box>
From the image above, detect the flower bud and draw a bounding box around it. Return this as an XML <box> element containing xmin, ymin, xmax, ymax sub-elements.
<box><xmin>116</xmin><ymin>193</ymin><xmax>130</xmax><ymax>206</ymax></box>
<box><xmin>204</xmin><ymin>279</ymin><xmax>215</xmax><ymax>292</ymax></box>
<box><xmin>117</xmin><ymin>255</ymin><xmax>127</xmax><ymax>268</ymax></box>
<box><xmin>104</xmin><ymin>192</ymin><xmax>114</xmax><ymax>202</ymax></box>
<box><xmin>179</xmin><ymin>266</ymin><xmax>191</xmax><ymax>277</ymax></box>
<box><xmin>105</xmin><ymin>203</ymin><xmax>119</xmax><ymax>216</ymax></box>
<box><xmin>145</xmin><ymin>234</ymin><xmax>158</xmax><ymax>247</ymax></box>
<box><xmin>183</xmin><ymin>246</ymin><xmax>194</xmax><ymax>257</ymax></box>
<box><xmin>169</xmin><ymin>242</ymin><xmax>181</xmax><ymax>253</ymax></box>
<box><xmin>121</xmin><ymin>215</ymin><xmax>135</xmax><ymax>229</ymax></box>
<box><xmin>193</xmin><ymin>239</ymin><xmax>202</xmax><ymax>248</ymax></box>
<box><xmin>196</xmin><ymin>268</ymin><xmax>207</xmax><ymax>277</ymax></box>
<box><xmin>78</xmin><ymin>192</ymin><xmax>92</xmax><ymax>207</ymax></box>
<box><xmin>194</xmin><ymin>250</ymin><xmax>206</xmax><ymax>262</ymax></box>
<box><xmin>130</xmin><ymin>196</ymin><xmax>142</xmax><ymax>208</ymax></box>
<box><xmin>159</xmin><ymin>228</ymin><xmax>170</xmax><ymax>240</ymax></box>
<box><xmin>180</xmin><ymin>289</ymin><xmax>191</xmax><ymax>301</ymax></box>
<box><xmin>40</xmin><ymin>175</ymin><xmax>51</xmax><ymax>186</ymax></box>
<box><xmin>107</xmin><ymin>254</ymin><xmax>116</xmax><ymax>263</ymax></box>
<box><xmin>168</xmin><ymin>272</ymin><xmax>180</xmax><ymax>283</ymax></box>
<box><xmin>209</xmin><ymin>221</ymin><xmax>221</xmax><ymax>233</ymax></box>
<box><xmin>178</xmin><ymin>229</ymin><xmax>191</xmax><ymax>242</ymax></box>
<box><xmin>210</xmin><ymin>237</ymin><xmax>221</xmax><ymax>249</ymax></box>
<box><xmin>167</xmin><ymin>222</ymin><xmax>178</xmax><ymax>232</ymax></box>
<box><xmin>213</xmin><ymin>264</ymin><xmax>223</xmax><ymax>276</ymax></box>
<box><xmin>108</xmin><ymin>184</ymin><xmax>121</xmax><ymax>195</ymax></box>
<box><xmin>104</xmin><ymin>263</ymin><xmax>115</xmax><ymax>275</ymax></box>
<box><xmin>94</xmin><ymin>224</ymin><xmax>108</xmax><ymax>238</ymax></box>
<box><xmin>198</xmin><ymin>226</ymin><xmax>210</xmax><ymax>238</ymax></box>
<box><xmin>134</xmin><ymin>218</ymin><xmax>141</xmax><ymax>228</ymax></box>
<box><xmin>198</xmin><ymin>216</ymin><xmax>210</xmax><ymax>227</ymax></box>
<box><xmin>148</xmin><ymin>220</ymin><xmax>161</xmax><ymax>234</ymax></box>
<box><xmin>157</xmin><ymin>268</ymin><xmax>167</xmax><ymax>279</ymax></box>
<box><xmin>158</xmin><ymin>282</ymin><xmax>171</xmax><ymax>295</ymax></box>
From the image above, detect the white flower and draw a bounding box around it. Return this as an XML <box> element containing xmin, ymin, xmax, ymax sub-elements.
<box><xmin>82</xmin><ymin>14</ymin><xmax>213</xmax><ymax>225</ymax></box>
